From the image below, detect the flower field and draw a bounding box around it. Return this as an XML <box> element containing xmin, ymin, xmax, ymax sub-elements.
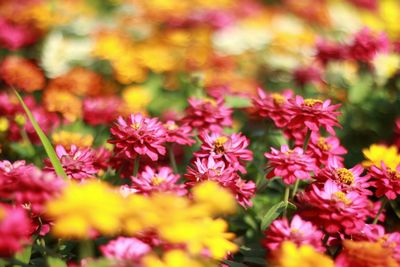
<box><xmin>0</xmin><ymin>0</ymin><xmax>400</xmax><ymax>266</ymax></box>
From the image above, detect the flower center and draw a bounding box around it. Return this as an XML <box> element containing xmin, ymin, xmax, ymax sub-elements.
<box><xmin>303</xmin><ymin>98</ymin><xmax>323</xmax><ymax>107</ymax></box>
<box><xmin>164</xmin><ymin>122</ymin><xmax>178</xmax><ymax>131</ymax></box>
<box><xmin>332</xmin><ymin>191</ymin><xmax>352</xmax><ymax>205</ymax></box>
<box><xmin>131</xmin><ymin>122</ymin><xmax>142</xmax><ymax>130</ymax></box>
<box><xmin>387</xmin><ymin>169</ymin><xmax>400</xmax><ymax>180</ymax></box>
<box><xmin>335</xmin><ymin>168</ymin><xmax>354</xmax><ymax>185</ymax></box>
<box><xmin>272</xmin><ymin>93</ymin><xmax>285</xmax><ymax>105</ymax></box>
<box><xmin>204</xmin><ymin>98</ymin><xmax>217</xmax><ymax>107</ymax></box>
<box><xmin>214</xmin><ymin>136</ymin><xmax>228</xmax><ymax>154</ymax></box>
<box><xmin>151</xmin><ymin>177</ymin><xmax>165</xmax><ymax>186</ymax></box>
<box><xmin>317</xmin><ymin>137</ymin><xmax>331</xmax><ymax>151</ymax></box>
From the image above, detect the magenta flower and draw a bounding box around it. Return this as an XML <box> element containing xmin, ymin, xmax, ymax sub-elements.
<box><xmin>286</xmin><ymin>96</ymin><xmax>341</xmax><ymax>135</ymax></box>
<box><xmin>0</xmin><ymin>204</ymin><xmax>32</xmax><ymax>257</ymax></box>
<box><xmin>109</xmin><ymin>113</ymin><xmax>167</xmax><ymax>161</ymax></box>
<box><xmin>163</xmin><ymin>120</ymin><xmax>195</xmax><ymax>146</ymax></box>
<box><xmin>83</xmin><ymin>96</ymin><xmax>123</xmax><ymax>126</ymax></box>
<box><xmin>101</xmin><ymin>237</ymin><xmax>151</xmax><ymax>264</ymax></box>
<box><xmin>369</xmin><ymin>163</ymin><xmax>400</xmax><ymax>200</ymax></box>
<box><xmin>0</xmin><ymin>160</ymin><xmax>64</xmax><ymax>214</ymax></box>
<box><xmin>195</xmin><ymin>132</ymin><xmax>253</xmax><ymax>173</ymax></box>
<box><xmin>182</xmin><ymin>97</ymin><xmax>233</xmax><ymax>133</ymax></box>
<box><xmin>315</xmin><ymin>38</ymin><xmax>348</xmax><ymax>66</ymax></box>
<box><xmin>185</xmin><ymin>157</ymin><xmax>255</xmax><ymax>207</ymax></box>
<box><xmin>307</xmin><ymin>133</ymin><xmax>347</xmax><ymax>167</ymax></box>
<box><xmin>44</xmin><ymin>145</ymin><xmax>98</xmax><ymax>181</ymax></box>
<box><xmin>262</xmin><ymin>215</ymin><xmax>325</xmax><ymax>252</ymax></box>
<box><xmin>129</xmin><ymin>166</ymin><xmax>187</xmax><ymax>196</ymax></box>
<box><xmin>265</xmin><ymin>145</ymin><xmax>316</xmax><ymax>185</ymax></box>
<box><xmin>348</xmin><ymin>27</ymin><xmax>389</xmax><ymax>63</ymax></box>
<box><xmin>0</xmin><ymin>18</ymin><xmax>39</xmax><ymax>50</ymax></box>
<box><xmin>293</xmin><ymin>66</ymin><xmax>322</xmax><ymax>87</ymax></box>
<box><xmin>297</xmin><ymin>179</ymin><xmax>370</xmax><ymax>235</ymax></box>
<box><xmin>252</xmin><ymin>88</ymin><xmax>293</xmax><ymax>128</ymax></box>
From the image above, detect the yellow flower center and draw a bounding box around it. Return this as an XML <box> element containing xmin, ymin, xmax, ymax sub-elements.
<box><xmin>335</xmin><ymin>168</ymin><xmax>354</xmax><ymax>185</ymax></box>
<box><xmin>204</xmin><ymin>98</ymin><xmax>217</xmax><ymax>107</ymax></box>
<box><xmin>214</xmin><ymin>136</ymin><xmax>228</xmax><ymax>154</ymax></box>
<box><xmin>333</xmin><ymin>191</ymin><xmax>352</xmax><ymax>205</ymax></box>
<box><xmin>152</xmin><ymin>177</ymin><xmax>165</xmax><ymax>186</ymax></box>
<box><xmin>272</xmin><ymin>93</ymin><xmax>285</xmax><ymax>105</ymax></box>
<box><xmin>304</xmin><ymin>99</ymin><xmax>323</xmax><ymax>107</ymax></box>
<box><xmin>387</xmin><ymin>169</ymin><xmax>400</xmax><ymax>180</ymax></box>
<box><xmin>0</xmin><ymin>117</ymin><xmax>9</xmax><ymax>132</ymax></box>
<box><xmin>317</xmin><ymin>137</ymin><xmax>331</xmax><ymax>151</ymax></box>
<box><xmin>131</xmin><ymin>122</ymin><xmax>142</xmax><ymax>130</ymax></box>
<box><xmin>164</xmin><ymin>122</ymin><xmax>178</xmax><ymax>131</ymax></box>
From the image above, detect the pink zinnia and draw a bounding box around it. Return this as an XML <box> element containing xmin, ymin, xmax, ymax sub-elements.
<box><xmin>315</xmin><ymin>38</ymin><xmax>348</xmax><ymax>66</ymax></box>
<box><xmin>163</xmin><ymin>120</ymin><xmax>195</xmax><ymax>146</ymax></box>
<box><xmin>195</xmin><ymin>132</ymin><xmax>253</xmax><ymax>173</ymax></box>
<box><xmin>109</xmin><ymin>113</ymin><xmax>167</xmax><ymax>161</ymax></box>
<box><xmin>265</xmin><ymin>145</ymin><xmax>316</xmax><ymax>185</ymax></box>
<box><xmin>0</xmin><ymin>204</ymin><xmax>32</xmax><ymax>257</ymax></box>
<box><xmin>348</xmin><ymin>27</ymin><xmax>389</xmax><ymax>63</ymax></box>
<box><xmin>0</xmin><ymin>18</ymin><xmax>39</xmax><ymax>50</ymax></box>
<box><xmin>297</xmin><ymin>179</ymin><xmax>370</xmax><ymax>235</ymax></box>
<box><xmin>83</xmin><ymin>96</ymin><xmax>123</xmax><ymax>126</ymax></box>
<box><xmin>0</xmin><ymin>160</ymin><xmax>64</xmax><ymax>214</ymax></box>
<box><xmin>252</xmin><ymin>88</ymin><xmax>293</xmax><ymax>128</ymax></box>
<box><xmin>286</xmin><ymin>96</ymin><xmax>341</xmax><ymax>135</ymax></box>
<box><xmin>369</xmin><ymin>162</ymin><xmax>400</xmax><ymax>200</ymax></box>
<box><xmin>129</xmin><ymin>166</ymin><xmax>187</xmax><ymax>196</ymax></box>
<box><xmin>44</xmin><ymin>145</ymin><xmax>98</xmax><ymax>181</ymax></box>
<box><xmin>185</xmin><ymin>157</ymin><xmax>255</xmax><ymax>207</ymax></box>
<box><xmin>182</xmin><ymin>97</ymin><xmax>233</xmax><ymax>133</ymax></box>
<box><xmin>307</xmin><ymin>133</ymin><xmax>347</xmax><ymax>167</ymax></box>
<box><xmin>262</xmin><ymin>215</ymin><xmax>325</xmax><ymax>252</ymax></box>
<box><xmin>293</xmin><ymin>66</ymin><xmax>322</xmax><ymax>87</ymax></box>
<box><xmin>101</xmin><ymin>237</ymin><xmax>151</xmax><ymax>265</ymax></box>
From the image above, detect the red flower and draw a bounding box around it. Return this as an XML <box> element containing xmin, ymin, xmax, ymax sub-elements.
<box><xmin>265</xmin><ymin>145</ymin><xmax>316</xmax><ymax>185</ymax></box>
<box><xmin>297</xmin><ymin>180</ymin><xmax>370</xmax><ymax>235</ymax></box>
<box><xmin>44</xmin><ymin>145</ymin><xmax>98</xmax><ymax>181</ymax></box>
<box><xmin>182</xmin><ymin>97</ymin><xmax>233</xmax><ymax>133</ymax></box>
<box><xmin>369</xmin><ymin>163</ymin><xmax>400</xmax><ymax>200</ymax></box>
<box><xmin>252</xmin><ymin>88</ymin><xmax>293</xmax><ymax>128</ymax></box>
<box><xmin>163</xmin><ymin>120</ymin><xmax>195</xmax><ymax>146</ymax></box>
<box><xmin>195</xmin><ymin>132</ymin><xmax>253</xmax><ymax>173</ymax></box>
<box><xmin>262</xmin><ymin>215</ymin><xmax>325</xmax><ymax>252</ymax></box>
<box><xmin>109</xmin><ymin>113</ymin><xmax>167</xmax><ymax>161</ymax></box>
<box><xmin>0</xmin><ymin>204</ymin><xmax>32</xmax><ymax>257</ymax></box>
<box><xmin>0</xmin><ymin>160</ymin><xmax>64</xmax><ymax>214</ymax></box>
<box><xmin>293</xmin><ymin>66</ymin><xmax>322</xmax><ymax>87</ymax></box>
<box><xmin>83</xmin><ymin>96</ymin><xmax>123</xmax><ymax>126</ymax></box>
<box><xmin>315</xmin><ymin>39</ymin><xmax>348</xmax><ymax>66</ymax></box>
<box><xmin>286</xmin><ymin>96</ymin><xmax>341</xmax><ymax>135</ymax></box>
<box><xmin>307</xmin><ymin>133</ymin><xmax>347</xmax><ymax>167</ymax></box>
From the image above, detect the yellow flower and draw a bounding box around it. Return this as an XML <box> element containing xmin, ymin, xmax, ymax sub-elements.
<box><xmin>0</xmin><ymin>117</ymin><xmax>9</xmax><ymax>132</ymax></box>
<box><xmin>52</xmin><ymin>131</ymin><xmax>93</xmax><ymax>149</ymax></box>
<box><xmin>46</xmin><ymin>181</ymin><xmax>126</xmax><ymax>238</ymax></box>
<box><xmin>142</xmin><ymin>250</ymin><xmax>211</xmax><ymax>267</ymax></box>
<box><xmin>362</xmin><ymin>144</ymin><xmax>400</xmax><ymax>169</ymax></box>
<box><xmin>138</xmin><ymin>44</ymin><xmax>176</xmax><ymax>73</ymax></box>
<box><xmin>121</xmin><ymin>85</ymin><xmax>152</xmax><ymax>114</ymax></box>
<box><xmin>271</xmin><ymin>241</ymin><xmax>334</xmax><ymax>267</ymax></box>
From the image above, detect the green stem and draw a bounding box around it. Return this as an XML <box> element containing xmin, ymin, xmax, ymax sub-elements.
<box><xmin>283</xmin><ymin>186</ymin><xmax>290</xmax><ymax>218</ymax></box>
<box><xmin>79</xmin><ymin>240</ymin><xmax>94</xmax><ymax>260</ymax></box>
<box><xmin>373</xmin><ymin>198</ymin><xmax>388</xmax><ymax>224</ymax></box>
<box><xmin>133</xmin><ymin>157</ymin><xmax>140</xmax><ymax>177</ymax></box>
<box><xmin>303</xmin><ymin>129</ymin><xmax>312</xmax><ymax>151</ymax></box>
<box><xmin>291</xmin><ymin>179</ymin><xmax>300</xmax><ymax>198</ymax></box>
<box><xmin>167</xmin><ymin>144</ymin><xmax>178</xmax><ymax>173</ymax></box>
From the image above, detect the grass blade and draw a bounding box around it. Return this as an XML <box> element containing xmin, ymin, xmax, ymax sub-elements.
<box><xmin>14</xmin><ymin>90</ymin><xmax>67</xmax><ymax>180</ymax></box>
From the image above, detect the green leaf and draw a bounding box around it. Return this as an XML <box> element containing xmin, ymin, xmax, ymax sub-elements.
<box><xmin>14</xmin><ymin>90</ymin><xmax>67</xmax><ymax>180</ymax></box>
<box><xmin>260</xmin><ymin>201</ymin><xmax>286</xmax><ymax>230</ymax></box>
<box><xmin>243</xmin><ymin>256</ymin><xmax>266</xmax><ymax>265</ymax></box>
<box><xmin>225</xmin><ymin>95</ymin><xmax>252</xmax><ymax>108</ymax></box>
<box><xmin>348</xmin><ymin>74</ymin><xmax>373</xmax><ymax>104</ymax></box>
<box><xmin>47</xmin><ymin>257</ymin><xmax>67</xmax><ymax>267</ymax></box>
<box><xmin>14</xmin><ymin>245</ymin><xmax>31</xmax><ymax>265</ymax></box>
<box><xmin>223</xmin><ymin>260</ymin><xmax>248</xmax><ymax>267</ymax></box>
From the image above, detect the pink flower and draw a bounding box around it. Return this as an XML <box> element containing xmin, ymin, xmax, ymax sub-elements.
<box><xmin>101</xmin><ymin>237</ymin><xmax>151</xmax><ymax>264</ymax></box>
<box><xmin>369</xmin><ymin>163</ymin><xmax>400</xmax><ymax>200</ymax></box>
<box><xmin>293</xmin><ymin>66</ymin><xmax>322</xmax><ymax>87</ymax></box>
<box><xmin>286</xmin><ymin>96</ymin><xmax>341</xmax><ymax>135</ymax></box>
<box><xmin>44</xmin><ymin>145</ymin><xmax>98</xmax><ymax>181</ymax></box>
<box><xmin>252</xmin><ymin>88</ymin><xmax>293</xmax><ymax>128</ymax></box>
<box><xmin>315</xmin><ymin>39</ymin><xmax>348</xmax><ymax>66</ymax></box>
<box><xmin>83</xmin><ymin>97</ymin><xmax>123</xmax><ymax>126</ymax></box>
<box><xmin>109</xmin><ymin>113</ymin><xmax>167</xmax><ymax>161</ymax></box>
<box><xmin>185</xmin><ymin>157</ymin><xmax>255</xmax><ymax>207</ymax></box>
<box><xmin>297</xmin><ymin>179</ymin><xmax>370</xmax><ymax>235</ymax></box>
<box><xmin>262</xmin><ymin>215</ymin><xmax>325</xmax><ymax>252</ymax></box>
<box><xmin>0</xmin><ymin>160</ymin><xmax>64</xmax><ymax>214</ymax></box>
<box><xmin>195</xmin><ymin>132</ymin><xmax>253</xmax><ymax>173</ymax></box>
<box><xmin>265</xmin><ymin>145</ymin><xmax>316</xmax><ymax>185</ymax></box>
<box><xmin>0</xmin><ymin>205</ymin><xmax>32</xmax><ymax>257</ymax></box>
<box><xmin>315</xmin><ymin>163</ymin><xmax>371</xmax><ymax>195</ymax></box>
<box><xmin>0</xmin><ymin>18</ymin><xmax>39</xmax><ymax>50</ymax></box>
<box><xmin>347</xmin><ymin>0</ymin><xmax>378</xmax><ymax>10</ymax></box>
<box><xmin>129</xmin><ymin>166</ymin><xmax>187</xmax><ymax>196</ymax></box>
<box><xmin>182</xmin><ymin>97</ymin><xmax>233</xmax><ymax>133</ymax></box>
<box><xmin>163</xmin><ymin>120</ymin><xmax>195</xmax><ymax>146</ymax></box>
<box><xmin>307</xmin><ymin>134</ymin><xmax>347</xmax><ymax>167</ymax></box>
<box><xmin>92</xmin><ymin>147</ymin><xmax>112</xmax><ymax>171</ymax></box>
<box><xmin>348</xmin><ymin>27</ymin><xmax>389</xmax><ymax>63</ymax></box>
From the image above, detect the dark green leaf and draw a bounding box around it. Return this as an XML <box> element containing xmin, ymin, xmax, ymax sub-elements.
<box><xmin>260</xmin><ymin>201</ymin><xmax>286</xmax><ymax>230</ymax></box>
